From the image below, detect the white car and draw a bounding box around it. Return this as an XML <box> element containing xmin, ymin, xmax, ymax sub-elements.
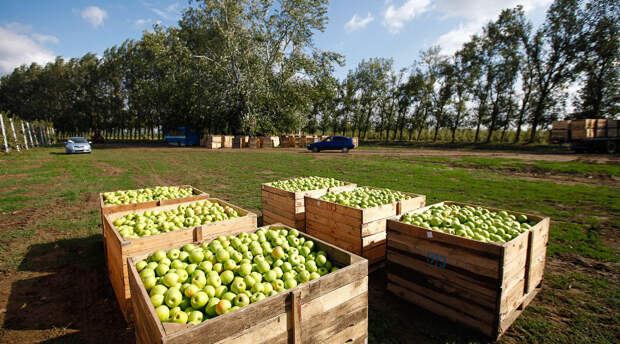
<box><xmin>65</xmin><ymin>137</ymin><xmax>92</xmax><ymax>154</ymax></box>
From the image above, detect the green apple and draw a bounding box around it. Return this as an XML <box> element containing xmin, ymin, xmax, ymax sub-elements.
<box><xmin>238</xmin><ymin>263</ymin><xmax>252</xmax><ymax>277</ymax></box>
<box><xmin>205</xmin><ymin>297</ymin><xmax>220</xmax><ymax>317</ymax></box>
<box><xmin>215</xmin><ymin>248</ymin><xmax>230</xmax><ymax>263</ymax></box>
<box><xmin>179</xmin><ymin>251</ymin><xmax>190</xmax><ymax>261</ymax></box>
<box><xmin>192</xmin><ymin>271</ymin><xmax>207</xmax><ymax>289</ymax></box>
<box><xmin>214</xmin><ymin>285</ymin><xmax>227</xmax><ymax>298</ymax></box>
<box><xmin>297</xmin><ymin>270</ymin><xmax>310</xmax><ymax>283</ymax></box>
<box><xmin>150</xmin><ymin>294</ymin><xmax>165</xmax><ymax>307</ymax></box>
<box><xmin>142</xmin><ymin>276</ymin><xmax>157</xmax><ymax>291</ymax></box>
<box><xmin>140</xmin><ymin>268</ymin><xmax>155</xmax><ymax>279</ymax></box>
<box><xmin>189</xmin><ymin>249</ymin><xmax>205</xmax><ymax>264</ymax></box>
<box><xmin>257</xmin><ymin>261</ymin><xmax>271</xmax><ymax>274</ymax></box>
<box><xmin>220</xmin><ymin>270</ymin><xmax>235</xmax><ymax>285</ymax></box>
<box><xmin>190</xmin><ymin>291</ymin><xmax>209</xmax><ymax>309</ymax></box>
<box><xmin>223</xmin><ymin>259</ymin><xmax>237</xmax><ymax>271</ymax></box>
<box><xmin>271</xmin><ymin>246</ymin><xmax>285</xmax><ymax>260</ymax></box>
<box><xmin>213</xmin><ymin>263</ymin><xmax>223</xmax><ymax>273</ymax></box>
<box><xmin>188</xmin><ymin>310</ymin><xmax>204</xmax><ymax>324</ymax></box>
<box><xmin>146</xmin><ymin>262</ymin><xmax>158</xmax><ymax>270</ymax></box>
<box><xmin>315</xmin><ymin>255</ymin><xmax>327</xmax><ymax>266</ymax></box>
<box><xmin>198</xmin><ymin>261</ymin><xmax>213</xmax><ymax>272</ymax></box>
<box><xmin>167</xmin><ymin>248</ymin><xmax>181</xmax><ymax>260</ymax></box>
<box><xmin>262</xmin><ymin>282</ymin><xmax>274</xmax><ymax>294</ymax></box>
<box><xmin>264</xmin><ymin>270</ymin><xmax>277</xmax><ymax>282</ymax></box>
<box><xmin>305</xmin><ymin>260</ymin><xmax>318</xmax><ymax>273</ymax></box>
<box><xmin>176</xmin><ymin>269</ymin><xmax>189</xmax><ymax>283</ymax></box>
<box><xmin>251</xmin><ymin>282</ymin><xmax>265</xmax><ymax>294</ymax></box>
<box><xmin>172</xmin><ymin>310</ymin><xmax>188</xmax><ymax>324</ymax></box>
<box><xmin>284</xmin><ymin>279</ymin><xmax>297</xmax><ymax>290</ymax></box>
<box><xmin>150</xmin><ymin>284</ymin><xmax>168</xmax><ymax>297</ymax></box>
<box><xmin>272</xmin><ymin>279</ymin><xmax>285</xmax><ymax>292</ymax></box>
<box><xmin>231</xmin><ymin>279</ymin><xmax>246</xmax><ymax>293</ymax></box>
<box><xmin>204</xmin><ymin>285</ymin><xmax>216</xmax><ymax>298</ymax></box>
<box><xmin>186</xmin><ymin>263</ymin><xmax>197</xmax><ymax>275</ymax></box>
<box><xmin>234</xmin><ymin>293</ymin><xmax>250</xmax><ymax>307</ymax></box>
<box><xmin>136</xmin><ymin>260</ymin><xmax>148</xmax><ymax>272</ymax></box>
<box><xmin>184</xmin><ymin>284</ymin><xmax>200</xmax><ymax>298</ymax></box>
<box><xmin>152</xmin><ymin>250</ymin><xmax>167</xmax><ymax>262</ymax></box>
<box><xmin>165</xmin><ymin>288</ymin><xmax>183</xmax><ymax>308</ymax></box>
<box><xmin>155</xmin><ymin>305</ymin><xmax>170</xmax><ymax>322</ymax></box>
<box><xmin>243</xmin><ymin>275</ymin><xmax>256</xmax><ymax>288</ymax></box>
<box><xmin>162</xmin><ymin>272</ymin><xmax>180</xmax><ymax>287</ymax></box>
<box><xmin>309</xmin><ymin>272</ymin><xmax>320</xmax><ymax>280</ymax></box>
<box><xmin>250</xmin><ymin>292</ymin><xmax>266</xmax><ymax>303</ymax></box>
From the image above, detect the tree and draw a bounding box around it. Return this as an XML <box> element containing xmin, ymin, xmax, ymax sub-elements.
<box><xmin>573</xmin><ymin>0</ymin><xmax>620</xmax><ymax>117</ymax></box>
<box><xmin>527</xmin><ymin>0</ymin><xmax>583</xmax><ymax>142</ymax></box>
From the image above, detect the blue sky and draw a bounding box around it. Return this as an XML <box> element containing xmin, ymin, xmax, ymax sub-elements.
<box><xmin>0</xmin><ymin>1</ymin><xmax>553</xmax><ymax>78</ymax></box>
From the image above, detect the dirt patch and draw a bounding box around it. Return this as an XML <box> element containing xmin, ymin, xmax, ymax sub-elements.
<box><xmin>92</xmin><ymin>161</ymin><xmax>125</xmax><ymax>176</ymax></box>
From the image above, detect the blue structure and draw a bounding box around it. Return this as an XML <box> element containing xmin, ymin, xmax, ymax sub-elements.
<box><xmin>164</xmin><ymin>127</ymin><xmax>200</xmax><ymax>146</ymax></box>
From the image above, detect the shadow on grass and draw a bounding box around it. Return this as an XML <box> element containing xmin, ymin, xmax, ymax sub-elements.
<box><xmin>4</xmin><ymin>235</ymin><xmax>134</xmax><ymax>343</ymax></box>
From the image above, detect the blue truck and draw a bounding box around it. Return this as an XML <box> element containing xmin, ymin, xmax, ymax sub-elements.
<box><xmin>307</xmin><ymin>136</ymin><xmax>356</xmax><ymax>153</ymax></box>
<box><xmin>164</xmin><ymin>127</ymin><xmax>200</xmax><ymax>146</ymax></box>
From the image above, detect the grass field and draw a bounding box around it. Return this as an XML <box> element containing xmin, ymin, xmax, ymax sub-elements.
<box><xmin>0</xmin><ymin>145</ymin><xmax>618</xmax><ymax>343</ymax></box>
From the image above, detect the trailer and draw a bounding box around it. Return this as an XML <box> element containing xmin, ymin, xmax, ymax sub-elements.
<box><xmin>551</xmin><ymin>119</ymin><xmax>619</xmax><ymax>154</ymax></box>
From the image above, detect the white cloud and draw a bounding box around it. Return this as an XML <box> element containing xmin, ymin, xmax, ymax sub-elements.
<box><xmin>135</xmin><ymin>18</ymin><xmax>152</xmax><ymax>27</ymax></box>
<box><xmin>433</xmin><ymin>0</ymin><xmax>553</xmax><ymax>54</ymax></box>
<box><xmin>0</xmin><ymin>23</ymin><xmax>56</xmax><ymax>74</ymax></box>
<box><xmin>345</xmin><ymin>13</ymin><xmax>375</xmax><ymax>32</ymax></box>
<box><xmin>31</xmin><ymin>33</ymin><xmax>59</xmax><ymax>44</ymax></box>
<box><xmin>384</xmin><ymin>0</ymin><xmax>432</xmax><ymax>33</ymax></box>
<box><xmin>80</xmin><ymin>6</ymin><xmax>108</xmax><ymax>28</ymax></box>
<box><xmin>150</xmin><ymin>3</ymin><xmax>181</xmax><ymax>21</ymax></box>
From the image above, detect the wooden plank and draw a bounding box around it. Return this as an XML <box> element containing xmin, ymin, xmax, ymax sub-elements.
<box><xmin>387</xmin><ymin>282</ymin><xmax>494</xmax><ymax>337</ymax></box>
<box><xmin>398</xmin><ymin>193</ymin><xmax>426</xmax><ymax>214</ymax></box>
<box><xmin>291</xmin><ymin>289</ymin><xmax>302</xmax><ymax>344</ymax></box>
<box><xmin>386</xmin><ymin>260</ymin><xmax>498</xmax><ymax>310</ymax></box>
<box><xmin>388</xmin><ymin>273</ymin><xmax>496</xmax><ymax>324</ymax></box>
<box><xmin>386</xmin><ymin>250</ymin><xmax>499</xmax><ymax>299</ymax></box>
<box><xmin>388</xmin><ymin>229</ymin><xmax>500</xmax><ymax>279</ymax></box>
<box><xmin>362</xmin><ymin>244</ymin><xmax>386</xmax><ymax>265</ymax></box>
<box><xmin>306</xmin><ymin>222</ymin><xmax>362</xmax><ymax>254</ymax></box>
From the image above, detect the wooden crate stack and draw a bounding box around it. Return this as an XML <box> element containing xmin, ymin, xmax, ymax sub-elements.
<box><xmin>102</xmin><ymin>198</ymin><xmax>257</xmax><ymax>322</ymax></box>
<box><xmin>571</xmin><ymin>119</ymin><xmax>619</xmax><ymax>139</ymax></box>
<box><xmin>128</xmin><ymin>224</ymin><xmax>369</xmax><ymax>344</ymax></box>
<box><xmin>386</xmin><ymin>201</ymin><xmax>549</xmax><ymax>339</ymax></box>
<box><xmin>263</xmin><ymin>136</ymin><xmax>280</xmax><ymax>148</ymax></box>
<box><xmin>278</xmin><ymin>135</ymin><xmax>289</xmax><ymax>147</ymax></box>
<box><xmin>233</xmin><ymin>135</ymin><xmax>249</xmax><ymax>148</ymax></box>
<box><xmin>248</xmin><ymin>136</ymin><xmax>262</xmax><ymax>148</ymax></box>
<box><xmin>551</xmin><ymin>120</ymin><xmax>571</xmax><ymax>142</ymax></box>
<box><xmin>304</xmin><ymin>187</ymin><xmax>426</xmax><ymax>267</ymax></box>
<box><xmin>205</xmin><ymin>136</ymin><xmax>222</xmax><ymax>149</ymax></box>
<box><xmin>221</xmin><ymin>135</ymin><xmax>234</xmax><ymax>148</ymax></box>
<box><xmin>261</xmin><ymin>179</ymin><xmax>356</xmax><ymax>232</ymax></box>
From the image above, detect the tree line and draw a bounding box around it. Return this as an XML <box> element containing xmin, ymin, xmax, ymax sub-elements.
<box><xmin>0</xmin><ymin>0</ymin><xmax>617</xmax><ymax>143</ymax></box>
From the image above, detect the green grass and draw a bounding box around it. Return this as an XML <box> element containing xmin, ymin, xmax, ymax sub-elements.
<box><xmin>0</xmin><ymin>146</ymin><xmax>618</xmax><ymax>343</ymax></box>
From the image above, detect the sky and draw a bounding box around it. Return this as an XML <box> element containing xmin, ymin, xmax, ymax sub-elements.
<box><xmin>0</xmin><ymin>0</ymin><xmax>554</xmax><ymax>78</ymax></box>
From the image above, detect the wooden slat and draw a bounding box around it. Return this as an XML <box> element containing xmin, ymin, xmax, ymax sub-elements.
<box><xmin>291</xmin><ymin>290</ymin><xmax>302</xmax><ymax>344</ymax></box>
<box><xmin>387</xmin><ymin>281</ymin><xmax>494</xmax><ymax>337</ymax></box>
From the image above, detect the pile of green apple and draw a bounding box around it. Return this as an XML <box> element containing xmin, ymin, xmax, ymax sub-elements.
<box><xmin>113</xmin><ymin>200</ymin><xmax>239</xmax><ymax>238</ymax></box>
<box><xmin>136</xmin><ymin>227</ymin><xmax>338</xmax><ymax>325</ymax></box>
<box><xmin>270</xmin><ymin>176</ymin><xmax>346</xmax><ymax>192</ymax></box>
<box><xmin>400</xmin><ymin>204</ymin><xmax>535</xmax><ymax>243</ymax></box>
<box><xmin>319</xmin><ymin>187</ymin><xmax>411</xmax><ymax>208</ymax></box>
<box><xmin>103</xmin><ymin>186</ymin><xmax>194</xmax><ymax>205</ymax></box>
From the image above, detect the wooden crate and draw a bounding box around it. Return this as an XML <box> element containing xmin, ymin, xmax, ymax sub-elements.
<box><xmin>99</xmin><ymin>185</ymin><xmax>209</xmax><ymax>216</ymax></box>
<box><xmin>261</xmin><ymin>179</ymin><xmax>356</xmax><ymax>231</ymax></box>
<box><xmin>221</xmin><ymin>135</ymin><xmax>234</xmax><ymax>148</ymax></box>
<box><xmin>304</xmin><ymin>187</ymin><xmax>426</xmax><ymax>266</ymax></box>
<box><xmin>248</xmin><ymin>136</ymin><xmax>262</xmax><ymax>148</ymax></box>
<box><xmin>232</xmin><ymin>136</ymin><xmax>249</xmax><ymax>148</ymax></box>
<box><xmin>103</xmin><ymin>198</ymin><xmax>258</xmax><ymax>323</ymax></box>
<box><xmin>552</xmin><ymin>120</ymin><xmax>571</xmax><ymax>130</ymax></box>
<box><xmin>128</xmin><ymin>224</ymin><xmax>369</xmax><ymax>344</ymax></box>
<box><xmin>386</xmin><ymin>201</ymin><xmax>549</xmax><ymax>339</ymax></box>
<box><xmin>263</xmin><ymin>136</ymin><xmax>280</xmax><ymax>148</ymax></box>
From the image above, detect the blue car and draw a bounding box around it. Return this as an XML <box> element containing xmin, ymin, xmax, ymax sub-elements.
<box><xmin>65</xmin><ymin>137</ymin><xmax>92</xmax><ymax>154</ymax></box>
<box><xmin>307</xmin><ymin>136</ymin><xmax>355</xmax><ymax>153</ymax></box>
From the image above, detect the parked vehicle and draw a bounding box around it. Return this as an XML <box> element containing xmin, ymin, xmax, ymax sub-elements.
<box><xmin>307</xmin><ymin>136</ymin><xmax>355</xmax><ymax>153</ymax></box>
<box><xmin>65</xmin><ymin>137</ymin><xmax>92</xmax><ymax>154</ymax></box>
<box><xmin>164</xmin><ymin>127</ymin><xmax>199</xmax><ymax>146</ymax></box>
